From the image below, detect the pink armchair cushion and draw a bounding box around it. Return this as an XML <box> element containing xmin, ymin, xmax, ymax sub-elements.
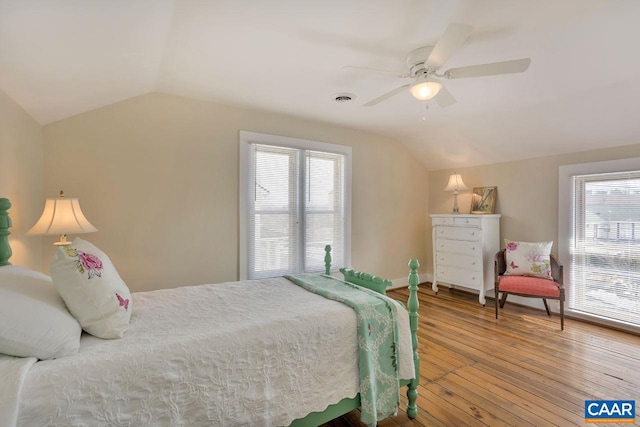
<box><xmin>498</xmin><ymin>275</ymin><xmax>560</xmax><ymax>298</ymax></box>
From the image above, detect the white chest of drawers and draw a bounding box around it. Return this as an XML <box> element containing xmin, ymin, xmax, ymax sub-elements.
<box><xmin>431</xmin><ymin>214</ymin><xmax>501</xmax><ymax>305</ymax></box>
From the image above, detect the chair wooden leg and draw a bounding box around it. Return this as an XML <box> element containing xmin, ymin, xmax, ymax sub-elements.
<box><xmin>495</xmin><ymin>287</ymin><xmax>499</xmax><ymax>319</ymax></box>
<box><xmin>542</xmin><ymin>299</ymin><xmax>551</xmax><ymax>316</ymax></box>
<box><xmin>499</xmin><ymin>293</ymin><xmax>508</xmax><ymax>308</ymax></box>
<box><xmin>560</xmin><ymin>300</ymin><xmax>565</xmax><ymax>330</ymax></box>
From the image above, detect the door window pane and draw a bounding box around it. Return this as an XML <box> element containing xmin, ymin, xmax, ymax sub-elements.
<box><xmin>571</xmin><ymin>172</ymin><xmax>640</xmax><ymax>327</ymax></box>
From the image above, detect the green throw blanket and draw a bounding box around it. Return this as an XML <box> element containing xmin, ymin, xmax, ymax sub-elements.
<box><xmin>285</xmin><ymin>273</ymin><xmax>400</xmax><ymax>426</ymax></box>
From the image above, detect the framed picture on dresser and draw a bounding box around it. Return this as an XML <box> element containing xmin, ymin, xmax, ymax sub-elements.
<box><xmin>471</xmin><ymin>186</ymin><xmax>497</xmax><ymax>214</ymax></box>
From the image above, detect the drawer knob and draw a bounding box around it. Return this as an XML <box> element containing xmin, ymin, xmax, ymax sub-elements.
<box><xmin>471</xmin><ymin>232</ymin><xmax>475</xmax><ymax>236</ymax></box>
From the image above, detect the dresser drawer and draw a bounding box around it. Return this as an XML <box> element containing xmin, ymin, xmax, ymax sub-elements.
<box><xmin>436</xmin><ymin>266</ymin><xmax>482</xmax><ymax>289</ymax></box>
<box><xmin>454</xmin><ymin>217</ymin><xmax>481</xmax><ymax>227</ymax></box>
<box><xmin>431</xmin><ymin>216</ymin><xmax>454</xmax><ymax>226</ymax></box>
<box><xmin>435</xmin><ymin>252</ymin><xmax>482</xmax><ymax>271</ymax></box>
<box><xmin>435</xmin><ymin>226</ymin><xmax>481</xmax><ymax>241</ymax></box>
<box><xmin>435</xmin><ymin>238</ymin><xmax>481</xmax><ymax>256</ymax></box>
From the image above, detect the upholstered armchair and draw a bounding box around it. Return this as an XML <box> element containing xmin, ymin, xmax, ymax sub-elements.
<box><xmin>494</xmin><ymin>249</ymin><xmax>565</xmax><ymax>330</ymax></box>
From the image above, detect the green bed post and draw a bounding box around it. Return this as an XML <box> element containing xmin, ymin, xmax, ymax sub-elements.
<box><xmin>324</xmin><ymin>245</ymin><xmax>332</xmax><ymax>275</ymax></box>
<box><xmin>406</xmin><ymin>258</ymin><xmax>420</xmax><ymax>419</ymax></box>
<box><xmin>0</xmin><ymin>198</ymin><xmax>12</xmax><ymax>266</ymax></box>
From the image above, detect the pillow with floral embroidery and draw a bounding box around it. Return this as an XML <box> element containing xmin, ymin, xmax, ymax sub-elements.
<box><xmin>504</xmin><ymin>240</ymin><xmax>553</xmax><ymax>280</ymax></box>
<box><xmin>50</xmin><ymin>238</ymin><xmax>131</xmax><ymax>339</ymax></box>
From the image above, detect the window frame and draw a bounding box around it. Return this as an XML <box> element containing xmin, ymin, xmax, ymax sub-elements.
<box><xmin>559</xmin><ymin>156</ymin><xmax>640</xmax><ymax>333</ymax></box>
<box><xmin>239</xmin><ymin>131</ymin><xmax>352</xmax><ymax>280</ymax></box>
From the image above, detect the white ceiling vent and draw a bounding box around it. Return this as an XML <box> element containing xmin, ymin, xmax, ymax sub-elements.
<box><xmin>333</xmin><ymin>93</ymin><xmax>356</xmax><ymax>103</ymax></box>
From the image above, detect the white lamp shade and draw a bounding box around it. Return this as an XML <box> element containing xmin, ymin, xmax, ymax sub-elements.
<box><xmin>410</xmin><ymin>77</ymin><xmax>442</xmax><ymax>101</ymax></box>
<box><xmin>28</xmin><ymin>198</ymin><xmax>97</xmax><ymax>236</ymax></box>
<box><xmin>443</xmin><ymin>173</ymin><xmax>469</xmax><ymax>192</ymax></box>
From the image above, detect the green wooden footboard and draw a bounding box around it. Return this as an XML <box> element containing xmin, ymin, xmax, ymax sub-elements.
<box><xmin>339</xmin><ymin>267</ymin><xmax>392</xmax><ymax>295</ymax></box>
<box><xmin>290</xmin><ymin>245</ymin><xmax>420</xmax><ymax>425</ymax></box>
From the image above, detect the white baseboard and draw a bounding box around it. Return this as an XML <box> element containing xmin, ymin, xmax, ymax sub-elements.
<box><xmin>388</xmin><ymin>273</ymin><xmax>433</xmax><ymax>290</ymax></box>
<box><xmin>385</xmin><ymin>275</ymin><xmax>557</xmax><ymax>317</ymax></box>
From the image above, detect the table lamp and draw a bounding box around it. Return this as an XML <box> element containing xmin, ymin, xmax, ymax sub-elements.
<box><xmin>28</xmin><ymin>191</ymin><xmax>97</xmax><ymax>245</ymax></box>
<box><xmin>443</xmin><ymin>173</ymin><xmax>468</xmax><ymax>214</ymax></box>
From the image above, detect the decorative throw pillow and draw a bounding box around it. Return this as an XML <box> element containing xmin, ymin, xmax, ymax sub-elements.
<box><xmin>50</xmin><ymin>238</ymin><xmax>132</xmax><ymax>339</ymax></box>
<box><xmin>504</xmin><ymin>239</ymin><xmax>553</xmax><ymax>279</ymax></box>
<box><xmin>0</xmin><ymin>266</ymin><xmax>82</xmax><ymax>359</ymax></box>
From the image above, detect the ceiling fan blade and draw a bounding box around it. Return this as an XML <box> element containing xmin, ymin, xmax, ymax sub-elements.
<box><xmin>425</xmin><ymin>23</ymin><xmax>474</xmax><ymax>69</ymax></box>
<box><xmin>363</xmin><ymin>84</ymin><xmax>411</xmax><ymax>106</ymax></box>
<box><xmin>341</xmin><ymin>66</ymin><xmax>410</xmax><ymax>78</ymax></box>
<box><xmin>444</xmin><ymin>58</ymin><xmax>531</xmax><ymax>79</ymax></box>
<box><xmin>434</xmin><ymin>86</ymin><xmax>456</xmax><ymax>108</ymax></box>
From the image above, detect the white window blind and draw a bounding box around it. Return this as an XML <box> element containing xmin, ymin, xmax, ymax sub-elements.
<box><xmin>303</xmin><ymin>150</ymin><xmax>345</xmax><ymax>273</ymax></box>
<box><xmin>242</xmin><ymin>135</ymin><xmax>349</xmax><ymax>280</ymax></box>
<box><xmin>250</xmin><ymin>144</ymin><xmax>300</xmax><ymax>278</ymax></box>
<box><xmin>570</xmin><ymin>170</ymin><xmax>640</xmax><ymax>327</ymax></box>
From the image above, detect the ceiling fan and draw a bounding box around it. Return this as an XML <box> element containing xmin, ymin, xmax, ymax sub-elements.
<box><xmin>345</xmin><ymin>23</ymin><xmax>531</xmax><ymax>108</ymax></box>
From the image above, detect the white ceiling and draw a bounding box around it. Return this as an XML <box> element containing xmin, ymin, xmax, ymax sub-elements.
<box><xmin>2</xmin><ymin>0</ymin><xmax>640</xmax><ymax>170</ymax></box>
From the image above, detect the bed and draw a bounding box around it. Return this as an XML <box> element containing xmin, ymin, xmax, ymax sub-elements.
<box><xmin>0</xmin><ymin>197</ymin><xmax>420</xmax><ymax>427</ymax></box>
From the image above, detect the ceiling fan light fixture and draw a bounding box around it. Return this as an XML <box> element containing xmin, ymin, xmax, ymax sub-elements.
<box><xmin>410</xmin><ymin>77</ymin><xmax>442</xmax><ymax>101</ymax></box>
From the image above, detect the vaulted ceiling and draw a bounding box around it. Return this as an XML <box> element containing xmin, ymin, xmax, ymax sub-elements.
<box><xmin>2</xmin><ymin>0</ymin><xmax>639</xmax><ymax>170</ymax></box>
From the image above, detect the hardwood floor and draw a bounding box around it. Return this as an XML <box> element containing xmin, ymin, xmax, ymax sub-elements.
<box><xmin>322</xmin><ymin>285</ymin><xmax>640</xmax><ymax>427</ymax></box>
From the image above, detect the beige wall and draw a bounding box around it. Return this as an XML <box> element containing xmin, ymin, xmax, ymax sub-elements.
<box><xmin>428</xmin><ymin>143</ymin><xmax>640</xmax><ymax>308</ymax></box>
<box><xmin>9</xmin><ymin>84</ymin><xmax>639</xmax><ymax>298</ymax></box>
<box><xmin>43</xmin><ymin>93</ymin><xmax>429</xmax><ymax>291</ymax></box>
<box><xmin>0</xmin><ymin>88</ymin><xmax>43</xmax><ymax>269</ymax></box>
<box><xmin>5</xmin><ymin>79</ymin><xmax>639</xmax><ymax>304</ymax></box>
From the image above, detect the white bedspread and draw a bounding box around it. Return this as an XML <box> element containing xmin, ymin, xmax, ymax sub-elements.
<box><xmin>0</xmin><ymin>355</ymin><xmax>36</xmax><ymax>427</ymax></box>
<box><xmin>5</xmin><ymin>277</ymin><xmax>414</xmax><ymax>427</ymax></box>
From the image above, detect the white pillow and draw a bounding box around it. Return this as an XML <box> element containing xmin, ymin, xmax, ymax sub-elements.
<box><xmin>504</xmin><ymin>239</ymin><xmax>553</xmax><ymax>279</ymax></box>
<box><xmin>0</xmin><ymin>266</ymin><xmax>81</xmax><ymax>359</ymax></box>
<box><xmin>50</xmin><ymin>238</ymin><xmax>132</xmax><ymax>339</ymax></box>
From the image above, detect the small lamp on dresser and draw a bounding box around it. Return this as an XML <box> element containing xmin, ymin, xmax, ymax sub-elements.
<box><xmin>28</xmin><ymin>191</ymin><xmax>98</xmax><ymax>245</ymax></box>
<box><xmin>443</xmin><ymin>173</ymin><xmax>468</xmax><ymax>214</ymax></box>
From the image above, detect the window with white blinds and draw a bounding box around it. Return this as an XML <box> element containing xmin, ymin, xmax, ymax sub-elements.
<box><xmin>569</xmin><ymin>170</ymin><xmax>640</xmax><ymax>328</ymax></box>
<box><xmin>239</xmin><ymin>132</ymin><xmax>351</xmax><ymax>280</ymax></box>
